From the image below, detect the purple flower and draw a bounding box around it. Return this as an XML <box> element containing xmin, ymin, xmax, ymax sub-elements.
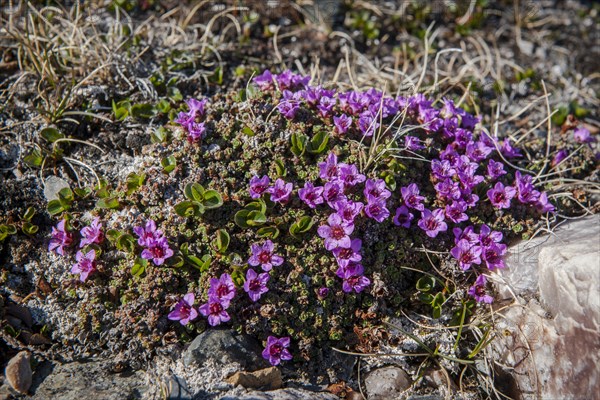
<box><xmin>487</xmin><ymin>182</ymin><xmax>517</xmax><ymax>209</ymax></box>
<box><xmin>208</xmin><ymin>273</ymin><xmax>236</xmax><ymax>302</ymax></box>
<box><xmin>478</xmin><ymin>225</ymin><xmax>503</xmax><ymax>247</ymax></box>
<box><xmin>253</xmin><ymin>70</ymin><xmax>275</xmax><ymax>90</ymax></box>
<box><xmin>466</xmin><ymin>140</ymin><xmax>493</xmax><ymax>162</ymax></box>
<box><xmin>248</xmin><ymin>240</ymin><xmax>284</xmax><ymax>272</ymax></box>
<box><xmin>364</xmin><ymin>178</ymin><xmax>391</xmax><ymax>201</ymax></box>
<box><xmin>573</xmin><ymin>127</ymin><xmax>595</xmax><ymax>144</ymax></box>
<box><xmin>339</xmin><ymin>164</ymin><xmax>366</xmax><ymax>188</ymax></box>
<box><xmin>79</xmin><ymin>217</ymin><xmax>104</xmax><ymax>248</ymax></box>
<box><xmin>268</xmin><ymin>178</ymin><xmax>293</xmax><ymax>203</ymax></box>
<box><xmin>431</xmin><ymin>160</ymin><xmax>456</xmax><ymax>180</ymax></box>
<box><xmin>401</xmin><ymin>183</ymin><xmax>425</xmax><ymax>211</ymax></box>
<box><xmin>393</xmin><ymin>206</ymin><xmax>414</xmax><ymax>228</ymax></box>
<box><xmin>249</xmin><ymin>175</ymin><xmax>270</xmax><ymax>199</ymax></box>
<box><xmin>486</xmin><ymin>159</ymin><xmax>507</xmax><ymax>180</ymax></box>
<box><xmin>435</xmin><ymin>179</ymin><xmax>461</xmax><ymax>201</ymax></box>
<box><xmin>468</xmin><ymin>275</ymin><xmax>493</xmax><ymax>304</ymax></box>
<box><xmin>199</xmin><ymin>296</ymin><xmax>231</xmax><ymax>326</ymax></box>
<box><xmin>317</xmin><ymin>287</ymin><xmax>329</xmax><ymax>299</ymax></box>
<box><xmin>133</xmin><ymin>219</ymin><xmax>163</xmax><ymax>247</ymax></box>
<box><xmin>481</xmin><ymin>243</ymin><xmax>507</xmax><ymax>270</ymax></box>
<box><xmin>318</xmin><ymin>153</ymin><xmax>340</xmax><ymax>181</ymax></box>
<box><xmin>453</xmin><ymin>226</ymin><xmax>480</xmax><ymax>246</ymax></box>
<box><xmin>332</xmin><ymin>238</ymin><xmax>362</xmax><ymax>267</ymax></box>
<box><xmin>500</xmin><ymin>139</ymin><xmax>522</xmax><ymax>158</ymax></box>
<box><xmin>262</xmin><ymin>336</ymin><xmax>292</xmax><ymax>366</ymax></box>
<box><xmin>168</xmin><ymin>293</ymin><xmax>199</xmax><ymax>325</ymax></box>
<box><xmin>514</xmin><ymin>171</ymin><xmax>540</xmax><ymax>204</ymax></box>
<box><xmin>243</xmin><ymin>269</ymin><xmax>270</xmax><ymax>302</ymax></box>
<box><xmin>333</xmin><ymin>199</ymin><xmax>364</xmax><ymax>222</ymax></box>
<box><xmin>323</xmin><ymin>180</ymin><xmax>346</xmax><ymax>207</ymax></box>
<box><xmin>317</xmin><ymin>96</ymin><xmax>336</xmax><ymax>118</ymax></box>
<box><xmin>141</xmin><ymin>237</ymin><xmax>174</xmax><ymax>266</ymax></box>
<box><xmin>450</xmin><ymin>240</ymin><xmax>482</xmax><ymax>270</ymax></box>
<box><xmin>71</xmin><ymin>249</ymin><xmax>97</xmax><ymax>282</ymax></box>
<box><xmin>339</xmin><ymin>263</ymin><xmax>370</xmax><ymax>293</ymax></box>
<box><xmin>317</xmin><ymin>213</ymin><xmax>354</xmax><ymax>251</ymax></box>
<box><xmin>364</xmin><ymin>198</ymin><xmax>390</xmax><ymax>223</ymax></box>
<box><xmin>417</xmin><ymin>209</ymin><xmax>448</xmax><ymax>238</ymax></box>
<box><xmin>551</xmin><ymin>149</ymin><xmax>569</xmax><ymax>168</ymax></box>
<box><xmin>298</xmin><ymin>182</ymin><xmax>324</xmax><ymax>209</ymax></box>
<box><xmin>445</xmin><ymin>201</ymin><xmax>468</xmax><ymax>223</ymax></box>
<box><xmin>404</xmin><ymin>135</ymin><xmax>424</xmax><ymax>151</ymax></box>
<box><xmin>186</xmin><ymin>98</ymin><xmax>207</xmax><ymax>117</ymax></box>
<box><xmin>277</xmin><ymin>98</ymin><xmax>299</xmax><ymax>120</ymax></box>
<box><xmin>49</xmin><ymin>219</ymin><xmax>73</xmax><ymax>256</ymax></box>
<box><xmin>333</xmin><ymin>114</ymin><xmax>352</xmax><ymax>134</ymax></box>
<box><xmin>535</xmin><ymin>192</ymin><xmax>555</xmax><ymax>214</ymax></box>
<box><xmin>358</xmin><ymin>111</ymin><xmax>379</xmax><ymax>137</ymax></box>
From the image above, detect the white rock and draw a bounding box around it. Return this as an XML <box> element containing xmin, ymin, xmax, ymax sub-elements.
<box><xmin>43</xmin><ymin>176</ymin><xmax>70</xmax><ymax>202</ymax></box>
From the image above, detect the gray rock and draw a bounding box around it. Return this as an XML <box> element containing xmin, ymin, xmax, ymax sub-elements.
<box><xmin>43</xmin><ymin>176</ymin><xmax>70</xmax><ymax>202</ymax></box>
<box><xmin>183</xmin><ymin>329</ymin><xmax>269</xmax><ymax>371</ymax></box>
<box><xmin>224</xmin><ymin>388</ymin><xmax>338</xmax><ymax>400</ymax></box>
<box><xmin>31</xmin><ymin>360</ymin><xmax>146</xmax><ymax>400</ymax></box>
<box><xmin>364</xmin><ymin>366</ymin><xmax>412</xmax><ymax>400</ymax></box>
<box><xmin>406</xmin><ymin>396</ymin><xmax>443</xmax><ymax>400</ymax></box>
<box><xmin>491</xmin><ymin>215</ymin><xmax>600</xmax><ymax>400</ymax></box>
<box><xmin>165</xmin><ymin>374</ymin><xmax>192</xmax><ymax>400</ymax></box>
<box><xmin>4</xmin><ymin>351</ymin><xmax>32</xmax><ymax>395</ymax></box>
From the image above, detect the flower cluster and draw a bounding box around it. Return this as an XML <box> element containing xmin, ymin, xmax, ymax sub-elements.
<box><xmin>451</xmin><ymin>224</ymin><xmax>506</xmax><ymax>270</ymax></box>
<box><xmin>248</xmin><ymin>175</ymin><xmax>293</xmax><ymax>204</ymax></box>
<box><xmin>134</xmin><ymin>220</ymin><xmax>173</xmax><ymax>266</ymax></box>
<box><xmin>175</xmin><ymin>98</ymin><xmax>208</xmax><ymax>142</ymax></box>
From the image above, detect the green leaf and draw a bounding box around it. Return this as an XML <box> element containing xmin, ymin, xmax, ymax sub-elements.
<box><xmin>156</xmin><ymin>98</ymin><xmax>171</xmax><ymax>114</ymax></box>
<box><xmin>213</xmin><ymin>229</ymin><xmax>230</xmax><ymax>253</ymax></box>
<box><xmin>96</xmin><ymin>197</ymin><xmax>120</xmax><ymax>209</ymax></box>
<box><xmin>174</xmin><ymin>200</ymin><xmax>204</xmax><ymax>217</ymax></box>
<box><xmin>231</xmin><ymin>269</ymin><xmax>245</xmax><ymax>286</ymax></box>
<box><xmin>290</xmin><ymin>132</ymin><xmax>307</xmax><ymax>156</ymax></box>
<box><xmin>257</xmin><ymin>226</ymin><xmax>279</xmax><ymax>239</ymax></box>
<box><xmin>74</xmin><ymin>187</ymin><xmax>93</xmax><ymax>198</ymax></box>
<box><xmin>551</xmin><ymin>106</ymin><xmax>569</xmax><ymax>126</ymax></box>
<box><xmin>24</xmin><ymin>147</ymin><xmax>44</xmax><ymax>167</ymax></box>
<box><xmin>208</xmin><ymin>66</ymin><xmax>223</xmax><ymax>85</ymax></box>
<box><xmin>131</xmin><ymin>258</ymin><xmax>148</xmax><ymax>276</ymax></box>
<box><xmin>432</xmin><ymin>292</ymin><xmax>445</xmax><ymax>308</ymax></box>
<box><xmin>418</xmin><ymin>293</ymin><xmax>434</xmax><ymax>304</ymax></box>
<box><xmin>106</xmin><ymin>229</ymin><xmax>121</xmax><ymax>244</ymax></box>
<box><xmin>0</xmin><ymin>224</ymin><xmax>17</xmax><ymax>241</ymax></box>
<box><xmin>234</xmin><ymin>210</ymin><xmax>251</xmax><ymax>228</ymax></box>
<box><xmin>112</xmin><ymin>100</ymin><xmax>131</xmax><ymax>121</ymax></box>
<box><xmin>22</xmin><ymin>222</ymin><xmax>39</xmax><ymax>235</ymax></box>
<box><xmin>40</xmin><ymin>127</ymin><xmax>64</xmax><ymax>143</ymax></box>
<box><xmin>416</xmin><ymin>276</ymin><xmax>436</xmax><ymax>293</ymax></box>
<box><xmin>289</xmin><ymin>216</ymin><xmax>314</xmax><ymax>236</ymax></box>
<box><xmin>131</xmin><ymin>103</ymin><xmax>157</xmax><ymax>119</ymax></box>
<box><xmin>184</xmin><ymin>183</ymin><xmax>205</xmax><ymax>202</ymax></box>
<box><xmin>151</xmin><ymin>127</ymin><xmax>169</xmax><ymax>144</ymax></box>
<box><xmin>242</xmin><ymin>126</ymin><xmax>255</xmax><ymax>137</ymax></box>
<box><xmin>126</xmin><ymin>172</ymin><xmax>146</xmax><ymax>195</ymax></box>
<box><xmin>167</xmin><ymin>255</ymin><xmax>185</xmax><ymax>268</ymax></box>
<box><xmin>274</xmin><ymin>159</ymin><xmax>287</xmax><ymax>177</ymax></box>
<box><xmin>116</xmin><ymin>234</ymin><xmax>136</xmax><ymax>253</ymax></box>
<box><xmin>161</xmin><ymin>156</ymin><xmax>177</xmax><ymax>173</ymax></box>
<box><xmin>22</xmin><ymin>207</ymin><xmax>36</xmax><ymax>222</ymax></box>
<box><xmin>47</xmin><ymin>200</ymin><xmax>65</xmax><ymax>216</ymax></box>
<box><xmin>432</xmin><ymin>305</ymin><xmax>442</xmax><ymax>319</ymax></box>
<box><xmin>246</xmin><ymin>210</ymin><xmax>267</xmax><ymax>227</ymax></box>
<box><xmin>202</xmin><ymin>190</ymin><xmax>223</xmax><ymax>209</ymax></box>
<box><xmin>306</xmin><ymin>129</ymin><xmax>330</xmax><ymax>155</ymax></box>
<box><xmin>246</xmin><ymin>199</ymin><xmax>267</xmax><ymax>214</ymax></box>
<box><xmin>57</xmin><ymin>187</ymin><xmax>74</xmax><ymax>204</ymax></box>
<box><xmin>167</xmin><ymin>87</ymin><xmax>183</xmax><ymax>102</ymax></box>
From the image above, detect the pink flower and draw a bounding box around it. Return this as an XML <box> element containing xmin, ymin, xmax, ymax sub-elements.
<box><xmin>168</xmin><ymin>293</ymin><xmax>199</xmax><ymax>325</ymax></box>
<box><xmin>468</xmin><ymin>275</ymin><xmax>493</xmax><ymax>304</ymax></box>
<box><xmin>249</xmin><ymin>175</ymin><xmax>270</xmax><ymax>199</ymax></box>
<box><xmin>141</xmin><ymin>237</ymin><xmax>174</xmax><ymax>266</ymax></box>
<box><xmin>262</xmin><ymin>336</ymin><xmax>292</xmax><ymax>366</ymax></box>
<box><xmin>317</xmin><ymin>213</ymin><xmax>354</xmax><ymax>251</ymax></box>
<box><xmin>79</xmin><ymin>217</ymin><xmax>104</xmax><ymax>248</ymax></box>
<box><xmin>49</xmin><ymin>219</ymin><xmax>73</xmax><ymax>256</ymax></box>
<box><xmin>248</xmin><ymin>240</ymin><xmax>284</xmax><ymax>272</ymax></box>
<box><xmin>267</xmin><ymin>179</ymin><xmax>293</xmax><ymax>203</ymax></box>
<box><xmin>298</xmin><ymin>182</ymin><xmax>324</xmax><ymax>209</ymax></box>
<box><xmin>417</xmin><ymin>209</ymin><xmax>447</xmax><ymax>238</ymax></box>
<box><xmin>393</xmin><ymin>206</ymin><xmax>414</xmax><ymax>228</ymax></box>
<box><xmin>487</xmin><ymin>182</ymin><xmax>516</xmax><ymax>209</ymax></box>
<box><xmin>243</xmin><ymin>269</ymin><xmax>269</xmax><ymax>302</ymax></box>
<box><xmin>450</xmin><ymin>239</ymin><xmax>482</xmax><ymax>270</ymax></box>
<box><xmin>133</xmin><ymin>219</ymin><xmax>163</xmax><ymax>247</ymax></box>
<box><xmin>71</xmin><ymin>249</ymin><xmax>97</xmax><ymax>282</ymax></box>
<box><xmin>199</xmin><ymin>296</ymin><xmax>231</xmax><ymax>326</ymax></box>
<box><xmin>208</xmin><ymin>273</ymin><xmax>236</xmax><ymax>302</ymax></box>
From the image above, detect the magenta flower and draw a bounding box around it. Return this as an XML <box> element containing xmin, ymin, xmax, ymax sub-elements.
<box><xmin>141</xmin><ymin>237</ymin><xmax>174</xmax><ymax>266</ymax></box>
<box><xmin>573</xmin><ymin>127</ymin><xmax>595</xmax><ymax>144</ymax></box>
<box><xmin>248</xmin><ymin>240</ymin><xmax>284</xmax><ymax>272</ymax></box>
<box><xmin>482</xmin><ymin>243</ymin><xmax>507</xmax><ymax>270</ymax></box>
<box><xmin>478</xmin><ymin>224</ymin><xmax>503</xmax><ymax>247</ymax></box>
<box><xmin>49</xmin><ymin>219</ymin><xmax>73</xmax><ymax>256</ymax></box>
<box><xmin>333</xmin><ymin>199</ymin><xmax>364</xmax><ymax>222</ymax></box>
<box><xmin>317</xmin><ymin>96</ymin><xmax>336</xmax><ymax>118</ymax></box>
<box><xmin>358</xmin><ymin>111</ymin><xmax>379</xmax><ymax>136</ymax></box>
<box><xmin>364</xmin><ymin>178</ymin><xmax>391</xmax><ymax>201</ymax></box>
<box><xmin>401</xmin><ymin>183</ymin><xmax>425</xmax><ymax>211</ymax></box>
<box><xmin>450</xmin><ymin>240</ymin><xmax>482</xmax><ymax>270</ymax></box>
<box><xmin>243</xmin><ymin>269</ymin><xmax>270</xmax><ymax>302</ymax></box>
<box><xmin>487</xmin><ymin>182</ymin><xmax>517</xmax><ymax>209</ymax></box>
<box><xmin>500</xmin><ymin>139</ymin><xmax>522</xmax><ymax>158</ymax></box>
<box><xmin>277</xmin><ymin>96</ymin><xmax>299</xmax><ymax>120</ymax></box>
<box><xmin>298</xmin><ymin>182</ymin><xmax>324</xmax><ymax>209</ymax></box>
<box><xmin>404</xmin><ymin>135</ymin><xmax>424</xmax><ymax>151</ymax></box>
<box><xmin>268</xmin><ymin>178</ymin><xmax>293</xmax><ymax>204</ymax></box>
<box><xmin>317</xmin><ymin>287</ymin><xmax>329</xmax><ymax>299</ymax></box>
<box><xmin>323</xmin><ymin>180</ymin><xmax>346</xmax><ymax>207</ymax></box>
<box><xmin>535</xmin><ymin>192</ymin><xmax>555</xmax><ymax>214</ymax></box>
<box><xmin>253</xmin><ymin>70</ymin><xmax>275</xmax><ymax>90</ymax></box>
<box><xmin>431</xmin><ymin>160</ymin><xmax>456</xmax><ymax>180</ymax></box>
<box><xmin>249</xmin><ymin>175</ymin><xmax>270</xmax><ymax>199</ymax></box>
<box><xmin>71</xmin><ymin>249</ymin><xmax>97</xmax><ymax>282</ymax></box>
<box><xmin>434</xmin><ymin>179</ymin><xmax>461</xmax><ymax>201</ymax></box>
<box><xmin>187</xmin><ymin>122</ymin><xmax>206</xmax><ymax>142</ymax></box>
<box><xmin>262</xmin><ymin>336</ymin><xmax>292</xmax><ymax>366</ymax></box>
<box><xmin>318</xmin><ymin>153</ymin><xmax>340</xmax><ymax>181</ymax></box>
<box><xmin>445</xmin><ymin>201</ymin><xmax>468</xmax><ymax>223</ymax></box>
<box><xmin>551</xmin><ymin>149</ymin><xmax>569</xmax><ymax>168</ymax></box>
<box><xmin>466</xmin><ymin>140</ymin><xmax>493</xmax><ymax>162</ymax></box>
<box><xmin>186</xmin><ymin>98</ymin><xmax>207</xmax><ymax>117</ymax></box>
<box><xmin>468</xmin><ymin>275</ymin><xmax>493</xmax><ymax>304</ymax></box>
<box><xmin>364</xmin><ymin>198</ymin><xmax>390</xmax><ymax>223</ymax></box>
<box><xmin>208</xmin><ymin>273</ymin><xmax>236</xmax><ymax>302</ymax></box>
<box><xmin>317</xmin><ymin>213</ymin><xmax>354</xmax><ymax>251</ymax></box>
<box><xmin>79</xmin><ymin>217</ymin><xmax>104</xmax><ymax>248</ymax></box>
<box><xmin>453</xmin><ymin>226</ymin><xmax>480</xmax><ymax>246</ymax></box>
<box><xmin>168</xmin><ymin>293</ymin><xmax>199</xmax><ymax>325</ymax></box>
<box><xmin>133</xmin><ymin>219</ymin><xmax>163</xmax><ymax>247</ymax></box>
<box><xmin>338</xmin><ymin>263</ymin><xmax>370</xmax><ymax>293</ymax></box>
<box><xmin>199</xmin><ymin>296</ymin><xmax>231</xmax><ymax>326</ymax></box>
<box><xmin>514</xmin><ymin>171</ymin><xmax>540</xmax><ymax>204</ymax></box>
<box><xmin>393</xmin><ymin>206</ymin><xmax>414</xmax><ymax>228</ymax></box>
<box><xmin>332</xmin><ymin>238</ymin><xmax>362</xmax><ymax>267</ymax></box>
<box><xmin>339</xmin><ymin>164</ymin><xmax>365</xmax><ymax>188</ymax></box>
<box><xmin>333</xmin><ymin>114</ymin><xmax>352</xmax><ymax>135</ymax></box>
<box><xmin>486</xmin><ymin>159</ymin><xmax>507</xmax><ymax>180</ymax></box>
<box><xmin>417</xmin><ymin>209</ymin><xmax>447</xmax><ymax>238</ymax></box>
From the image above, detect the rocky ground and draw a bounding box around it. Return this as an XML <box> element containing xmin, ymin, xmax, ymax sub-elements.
<box><xmin>0</xmin><ymin>1</ymin><xmax>598</xmax><ymax>399</ymax></box>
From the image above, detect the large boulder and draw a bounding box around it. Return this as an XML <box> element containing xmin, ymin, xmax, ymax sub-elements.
<box><xmin>491</xmin><ymin>215</ymin><xmax>600</xmax><ymax>399</ymax></box>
